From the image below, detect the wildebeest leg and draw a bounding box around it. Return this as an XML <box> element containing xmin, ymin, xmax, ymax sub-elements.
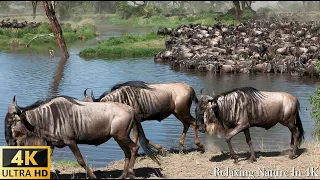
<box><xmin>243</xmin><ymin>128</ymin><xmax>256</xmax><ymax>162</ymax></box>
<box><xmin>174</xmin><ymin>113</ymin><xmax>204</xmax><ymax>151</ymax></box>
<box><xmin>116</xmin><ymin>136</ymin><xmax>139</xmax><ymax>179</ymax></box>
<box><xmin>131</xmin><ymin>122</ymin><xmax>166</xmax><ymax>156</ymax></box>
<box><xmin>68</xmin><ymin>141</ymin><xmax>96</xmax><ymax>179</ymax></box>
<box><xmin>131</xmin><ymin>121</ymin><xmax>138</xmax><ymax>144</ymax></box>
<box><xmin>288</xmin><ymin>125</ymin><xmax>300</xmax><ymax>159</ymax></box>
<box><xmin>127</xmin><ymin>141</ymin><xmax>140</xmax><ymax>179</ymax></box>
<box><xmin>191</xmin><ymin>121</ymin><xmax>204</xmax><ymax>149</ymax></box>
<box><xmin>179</xmin><ymin>122</ymin><xmax>190</xmax><ymax>154</ymax></box>
<box><xmin>147</xmin><ymin>140</ymin><xmax>166</xmax><ymax>156</ymax></box>
<box><xmin>225</xmin><ymin>124</ymin><xmax>249</xmax><ymax>163</ymax></box>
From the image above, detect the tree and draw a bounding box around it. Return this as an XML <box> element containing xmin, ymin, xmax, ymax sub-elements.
<box><xmin>32</xmin><ymin>1</ymin><xmax>38</xmax><ymax>20</ymax></box>
<box><xmin>233</xmin><ymin>1</ymin><xmax>241</xmax><ymax>19</ymax></box>
<box><xmin>42</xmin><ymin>1</ymin><xmax>69</xmax><ymax>58</ymax></box>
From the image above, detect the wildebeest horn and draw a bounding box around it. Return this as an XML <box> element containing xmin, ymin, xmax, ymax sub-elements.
<box><xmin>200</xmin><ymin>88</ymin><xmax>204</xmax><ymax>95</ymax></box>
<box><xmin>90</xmin><ymin>90</ymin><xmax>97</xmax><ymax>101</ymax></box>
<box><xmin>84</xmin><ymin>88</ymin><xmax>89</xmax><ymax>97</ymax></box>
<box><xmin>91</xmin><ymin>90</ymin><xmax>94</xmax><ymax>98</ymax></box>
<box><xmin>212</xmin><ymin>90</ymin><xmax>216</xmax><ymax>96</ymax></box>
<box><xmin>13</xmin><ymin>95</ymin><xmax>17</xmax><ymax>106</ymax></box>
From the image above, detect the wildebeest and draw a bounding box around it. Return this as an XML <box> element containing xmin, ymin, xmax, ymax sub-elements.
<box><xmin>9</xmin><ymin>95</ymin><xmax>160</xmax><ymax>179</ymax></box>
<box><xmin>83</xmin><ymin>81</ymin><xmax>203</xmax><ymax>154</ymax></box>
<box><xmin>195</xmin><ymin>87</ymin><xmax>304</xmax><ymax>163</ymax></box>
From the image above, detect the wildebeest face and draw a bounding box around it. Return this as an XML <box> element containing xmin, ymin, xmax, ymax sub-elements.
<box><xmin>204</xmin><ymin>101</ymin><xmax>226</xmax><ymax>138</ymax></box>
<box><xmin>5</xmin><ymin>96</ymin><xmax>21</xmax><ymax>146</ymax></box>
<box><xmin>195</xmin><ymin>94</ymin><xmax>213</xmax><ymax>133</ymax></box>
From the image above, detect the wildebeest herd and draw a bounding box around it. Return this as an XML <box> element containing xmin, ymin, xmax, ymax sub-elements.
<box><xmin>155</xmin><ymin>15</ymin><xmax>319</xmax><ymax>77</ymax></box>
<box><xmin>0</xmin><ymin>18</ymin><xmax>43</xmax><ymax>28</ymax></box>
<box><xmin>4</xmin><ymin>80</ymin><xmax>305</xmax><ymax>179</ymax></box>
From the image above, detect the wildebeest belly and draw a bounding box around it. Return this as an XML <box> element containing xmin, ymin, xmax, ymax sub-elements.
<box><xmin>143</xmin><ymin>111</ymin><xmax>172</xmax><ymax>122</ymax></box>
<box><xmin>77</xmin><ymin>135</ymin><xmax>112</xmax><ymax>146</ymax></box>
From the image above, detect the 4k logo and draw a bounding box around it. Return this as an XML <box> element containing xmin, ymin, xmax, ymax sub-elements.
<box><xmin>11</xmin><ymin>150</ymin><xmax>38</xmax><ymax>166</ymax></box>
<box><xmin>0</xmin><ymin>146</ymin><xmax>50</xmax><ymax>179</ymax></box>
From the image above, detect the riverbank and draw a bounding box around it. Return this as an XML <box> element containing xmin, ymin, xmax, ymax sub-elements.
<box><xmin>0</xmin><ymin>18</ymin><xmax>98</xmax><ymax>49</ymax></box>
<box><xmin>50</xmin><ymin>140</ymin><xmax>320</xmax><ymax>179</ymax></box>
<box><xmin>79</xmin><ymin>31</ymin><xmax>168</xmax><ymax>58</ymax></box>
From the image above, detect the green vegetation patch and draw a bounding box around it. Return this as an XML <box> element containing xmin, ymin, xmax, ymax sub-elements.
<box><xmin>0</xmin><ymin>19</ymin><xmax>98</xmax><ymax>49</ymax></box>
<box><xmin>309</xmin><ymin>61</ymin><xmax>320</xmax><ymax>140</ymax></box>
<box><xmin>80</xmin><ymin>31</ymin><xmax>167</xmax><ymax>58</ymax></box>
<box><xmin>103</xmin><ymin>12</ymin><xmax>239</xmax><ymax>29</ymax></box>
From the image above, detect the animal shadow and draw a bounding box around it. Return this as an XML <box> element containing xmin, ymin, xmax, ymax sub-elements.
<box><xmin>209</xmin><ymin>148</ymin><xmax>307</xmax><ymax>162</ymax></box>
<box><xmin>50</xmin><ymin>167</ymin><xmax>164</xmax><ymax>179</ymax></box>
<box><xmin>166</xmin><ymin>147</ymin><xmax>206</xmax><ymax>155</ymax></box>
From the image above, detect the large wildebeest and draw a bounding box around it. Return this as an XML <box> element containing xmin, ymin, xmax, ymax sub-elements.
<box><xmin>195</xmin><ymin>87</ymin><xmax>304</xmax><ymax>163</ymax></box>
<box><xmin>8</xmin><ymin>95</ymin><xmax>160</xmax><ymax>179</ymax></box>
<box><xmin>83</xmin><ymin>81</ymin><xmax>204</xmax><ymax>154</ymax></box>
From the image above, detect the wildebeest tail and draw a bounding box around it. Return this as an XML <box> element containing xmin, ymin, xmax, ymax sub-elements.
<box><xmin>295</xmin><ymin>100</ymin><xmax>304</xmax><ymax>146</ymax></box>
<box><xmin>134</xmin><ymin>114</ymin><xmax>161</xmax><ymax>166</ymax></box>
<box><xmin>191</xmin><ymin>88</ymin><xmax>199</xmax><ymax>104</ymax></box>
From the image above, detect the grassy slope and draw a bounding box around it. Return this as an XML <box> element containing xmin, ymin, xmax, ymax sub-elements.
<box><xmin>0</xmin><ymin>19</ymin><xmax>98</xmax><ymax>49</ymax></box>
<box><xmin>79</xmin><ymin>31</ymin><xmax>168</xmax><ymax>58</ymax></box>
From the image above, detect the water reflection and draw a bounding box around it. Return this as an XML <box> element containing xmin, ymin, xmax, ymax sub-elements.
<box><xmin>49</xmin><ymin>56</ymin><xmax>68</xmax><ymax>96</ymax></box>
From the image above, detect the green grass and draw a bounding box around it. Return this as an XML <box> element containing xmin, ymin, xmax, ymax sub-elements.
<box><xmin>79</xmin><ymin>31</ymin><xmax>168</xmax><ymax>59</ymax></box>
<box><xmin>308</xmin><ymin>61</ymin><xmax>320</xmax><ymax>140</ymax></box>
<box><xmin>0</xmin><ymin>19</ymin><xmax>98</xmax><ymax>49</ymax></box>
<box><xmin>51</xmin><ymin>159</ymin><xmax>93</xmax><ymax>169</ymax></box>
<box><xmin>102</xmin><ymin>14</ymin><xmax>239</xmax><ymax>29</ymax></box>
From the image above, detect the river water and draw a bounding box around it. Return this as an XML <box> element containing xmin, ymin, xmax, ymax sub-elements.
<box><xmin>0</xmin><ymin>25</ymin><xmax>319</xmax><ymax>168</ymax></box>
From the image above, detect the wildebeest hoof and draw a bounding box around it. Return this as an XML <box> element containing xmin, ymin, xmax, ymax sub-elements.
<box><xmin>289</xmin><ymin>154</ymin><xmax>296</xmax><ymax>159</ymax></box>
<box><xmin>196</xmin><ymin>142</ymin><xmax>204</xmax><ymax>149</ymax></box>
<box><xmin>119</xmin><ymin>173</ymin><xmax>127</xmax><ymax>179</ymax></box>
<box><xmin>160</xmin><ymin>149</ymin><xmax>168</xmax><ymax>156</ymax></box>
<box><xmin>179</xmin><ymin>148</ymin><xmax>185</xmax><ymax>154</ymax></box>
<box><xmin>249</xmin><ymin>156</ymin><xmax>257</xmax><ymax>163</ymax></box>
<box><xmin>233</xmin><ymin>158</ymin><xmax>239</xmax><ymax>164</ymax></box>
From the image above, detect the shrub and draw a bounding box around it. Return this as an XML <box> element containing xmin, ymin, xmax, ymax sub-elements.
<box><xmin>309</xmin><ymin>61</ymin><xmax>320</xmax><ymax>140</ymax></box>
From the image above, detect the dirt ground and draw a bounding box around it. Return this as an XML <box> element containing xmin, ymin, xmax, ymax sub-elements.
<box><xmin>50</xmin><ymin>140</ymin><xmax>320</xmax><ymax>179</ymax></box>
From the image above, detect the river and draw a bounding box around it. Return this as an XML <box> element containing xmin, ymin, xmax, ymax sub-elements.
<box><xmin>0</xmin><ymin>25</ymin><xmax>319</xmax><ymax>168</ymax></box>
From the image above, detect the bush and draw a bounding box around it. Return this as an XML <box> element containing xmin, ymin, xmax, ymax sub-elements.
<box><xmin>309</xmin><ymin>87</ymin><xmax>320</xmax><ymax>140</ymax></box>
<box><xmin>116</xmin><ymin>2</ymin><xmax>147</xmax><ymax>19</ymax></box>
<box><xmin>256</xmin><ymin>7</ymin><xmax>274</xmax><ymax>18</ymax></box>
<box><xmin>309</xmin><ymin>61</ymin><xmax>320</xmax><ymax>140</ymax></box>
<box><xmin>241</xmin><ymin>7</ymin><xmax>257</xmax><ymax>21</ymax></box>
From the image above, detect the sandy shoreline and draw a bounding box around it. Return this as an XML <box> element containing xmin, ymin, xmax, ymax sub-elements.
<box><xmin>50</xmin><ymin>140</ymin><xmax>320</xmax><ymax>179</ymax></box>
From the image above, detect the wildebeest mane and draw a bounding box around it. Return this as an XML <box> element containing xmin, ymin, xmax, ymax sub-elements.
<box><xmin>212</xmin><ymin>87</ymin><xmax>266</xmax><ymax>127</ymax></box>
<box><xmin>95</xmin><ymin>81</ymin><xmax>153</xmax><ymax>101</ymax></box>
<box><xmin>19</xmin><ymin>95</ymin><xmax>82</xmax><ymax>112</ymax></box>
<box><xmin>214</xmin><ymin>86</ymin><xmax>265</xmax><ymax>103</ymax></box>
<box><xmin>111</xmin><ymin>81</ymin><xmax>152</xmax><ymax>92</ymax></box>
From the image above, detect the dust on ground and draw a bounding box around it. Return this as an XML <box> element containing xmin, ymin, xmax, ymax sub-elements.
<box><xmin>50</xmin><ymin>140</ymin><xmax>320</xmax><ymax>179</ymax></box>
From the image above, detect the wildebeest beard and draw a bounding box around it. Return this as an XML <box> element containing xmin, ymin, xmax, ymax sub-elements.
<box><xmin>5</xmin><ymin>113</ymin><xmax>17</xmax><ymax>146</ymax></box>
